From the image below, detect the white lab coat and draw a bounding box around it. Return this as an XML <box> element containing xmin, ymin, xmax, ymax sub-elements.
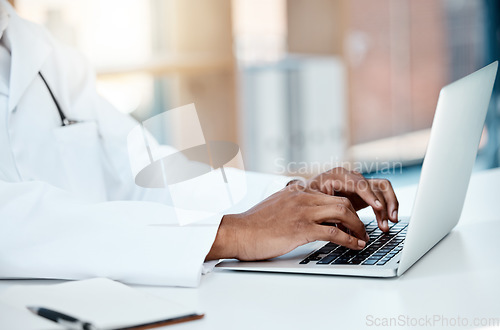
<box><xmin>0</xmin><ymin>1</ymin><xmax>289</xmax><ymax>287</ymax></box>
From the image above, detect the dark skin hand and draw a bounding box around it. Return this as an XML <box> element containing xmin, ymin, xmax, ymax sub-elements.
<box><xmin>302</xmin><ymin>167</ymin><xmax>399</xmax><ymax>232</ymax></box>
<box><xmin>206</xmin><ymin>167</ymin><xmax>399</xmax><ymax>261</ymax></box>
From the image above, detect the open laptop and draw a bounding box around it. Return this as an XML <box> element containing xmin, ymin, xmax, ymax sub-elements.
<box><xmin>217</xmin><ymin>61</ymin><xmax>498</xmax><ymax>277</ymax></box>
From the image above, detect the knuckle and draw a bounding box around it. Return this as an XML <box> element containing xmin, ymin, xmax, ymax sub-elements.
<box><xmin>380</xmin><ymin>179</ymin><xmax>390</xmax><ymax>190</ymax></box>
<box><xmin>356</xmin><ymin>178</ymin><xmax>369</xmax><ymax>191</ymax></box>
<box><xmin>336</xmin><ymin>203</ymin><xmax>348</xmax><ymax>216</ymax></box>
<box><xmin>285</xmin><ymin>184</ymin><xmax>297</xmax><ymax>194</ymax></box>
<box><xmin>332</xmin><ymin>166</ymin><xmax>344</xmax><ymax>173</ymax></box>
<box><xmin>328</xmin><ymin>226</ymin><xmax>339</xmax><ymax>237</ymax></box>
<box><xmin>338</xmin><ymin>196</ymin><xmax>350</xmax><ymax>205</ymax></box>
<box><xmin>351</xmin><ymin>168</ymin><xmax>362</xmax><ymax>176</ymax></box>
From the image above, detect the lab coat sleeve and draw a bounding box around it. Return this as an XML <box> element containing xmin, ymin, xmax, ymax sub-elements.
<box><xmin>0</xmin><ymin>179</ymin><xmax>219</xmax><ymax>287</ymax></box>
<box><xmin>0</xmin><ymin>172</ymin><xmax>293</xmax><ymax>287</ymax></box>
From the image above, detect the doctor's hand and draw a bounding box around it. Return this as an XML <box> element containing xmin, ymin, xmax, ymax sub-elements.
<box><xmin>291</xmin><ymin>167</ymin><xmax>399</xmax><ymax>232</ymax></box>
<box><xmin>205</xmin><ymin>184</ymin><xmax>369</xmax><ymax>261</ymax></box>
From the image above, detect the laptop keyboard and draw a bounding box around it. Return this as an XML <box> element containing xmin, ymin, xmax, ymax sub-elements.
<box><xmin>299</xmin><ymin>220</ymin><xmax>407</xmax><ymax>266</ymax></box>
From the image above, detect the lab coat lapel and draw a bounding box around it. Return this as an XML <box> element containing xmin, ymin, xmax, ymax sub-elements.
<box><xmin>4</xmin><ymin>2</ymin><xmax>51</xmax><ymax>112</ymax></box>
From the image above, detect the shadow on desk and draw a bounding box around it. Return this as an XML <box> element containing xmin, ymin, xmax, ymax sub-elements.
<box><xmin>400</xmin><ymin>220</ymin><xmax>498</xmax><ymax>281</ymax></box>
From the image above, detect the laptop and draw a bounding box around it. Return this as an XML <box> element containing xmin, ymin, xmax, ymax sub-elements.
<box><xmin>217</xmin><ymin>61</ymin><xmax>498</xmax><ymax>277</ymax></box>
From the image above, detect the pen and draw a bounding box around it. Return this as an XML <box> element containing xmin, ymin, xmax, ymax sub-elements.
<box><xmin>27</xmin><ymin>306</ymin><xmax>98</xmax><ymax>330</ymax></box>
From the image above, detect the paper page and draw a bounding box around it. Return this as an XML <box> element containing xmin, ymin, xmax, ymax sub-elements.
<box><xmin>0</xmin><ymin>278</ymin><xmax>199</xmax><ymax>329</ymax></box>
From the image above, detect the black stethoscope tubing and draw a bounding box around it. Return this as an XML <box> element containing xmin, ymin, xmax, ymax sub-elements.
<box><xmin>38</xmin><ymin>72</ymin><xmax>78</xmax><ymax>126</ymax></box>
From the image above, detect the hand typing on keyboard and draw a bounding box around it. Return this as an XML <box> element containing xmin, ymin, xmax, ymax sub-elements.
<box><xmin>291</xmin><ymin>167</ymin><xmax>399</xmax><ymax>232</ymax></box>
<box><xmin>206</xmin><ymin>167</ymin><xmax>399</xmax><ymax>262</ymax></box>
<box><xmin>206</xmin><ymin>182</ymin><xmax>369</xmax><ymax>261</ymax></box>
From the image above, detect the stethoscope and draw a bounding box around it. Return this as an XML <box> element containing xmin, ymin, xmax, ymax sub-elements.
<box><xmin>38</xmin><ymin>72</ymin><xmax>79</xmax><ymax>126</ymax></box>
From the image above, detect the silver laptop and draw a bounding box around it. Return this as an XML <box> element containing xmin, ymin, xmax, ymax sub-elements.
<box><xmin>217</xmin><ymin>61</ymin><xmax>498</xmax><ymax>277</ymax></box>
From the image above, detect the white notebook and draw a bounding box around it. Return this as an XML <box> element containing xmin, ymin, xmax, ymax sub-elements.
<box><xmin>0</xmin><ymin>278</ymin><xmax>203</xmax><ymax>330</ymax></box>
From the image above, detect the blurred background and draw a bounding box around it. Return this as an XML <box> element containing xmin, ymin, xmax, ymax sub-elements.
<box><xmin>11</xmin><ymin>0</ymin><xmax>500</xmax><ymax>188</ymax></box>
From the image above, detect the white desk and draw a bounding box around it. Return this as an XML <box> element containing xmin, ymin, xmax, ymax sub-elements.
<box><xmin>1</xmin><ymin>168</ymin><xmax>500</xmax><ymax>329</ymax></box>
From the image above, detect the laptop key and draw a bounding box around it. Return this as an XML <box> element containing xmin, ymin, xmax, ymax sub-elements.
<box><xmin>350</xmin><ymin>257</ymin><xmax>367</xmax><ymax>264</ymax></box>
<box><xmin>317</xmin><ymin>247</ymin><xmax>335</xmax><ymax>254</ymax></box>
<box><xmin>307</xmin><ymin>253</ymin><xmax>321</xmax><ymax>261</ymax></box>
<box><xmin>301</xmin><ymin>225</ymin><xmax>406</xmax><ymax>266</ymax></box>
<box><xmin>336</xmin><ymin>246</ymin><xmax>348</xmax><ymax>253</ymax></box>
<box><xmin>366</xmin><ymin>255</ymin><xmax>382</xmax><ymax>261</ymax></box>
<box><xmin>332</xmin><ymin>256</ymin><xmax>350</xmax><ymax>264</ymax></box>
<box><xmin>324</xmin><ymin>242</ymin><xmax>339</xmax><ymax>248</ymax></box>
<box><xmin>343</xmin><ymin>251</ymin><xmax>358</xmax><ymax>258</ymax></box>
<box><xmin>362</xmin><ymin>259</ymin><xmax>378</xmax><ymax>265</ymax></box>
<box><xmin>330</xmin><ymin>250</ymin><xmax>345</xmax><ymax>257</ymax></box>
<box><xmin>317</xmin><ymin>255</ymin><xmax>337</xmax><ymax>264</ymax></box>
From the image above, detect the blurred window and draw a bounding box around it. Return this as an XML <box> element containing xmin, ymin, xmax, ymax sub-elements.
<box><xmin>14</xmin><ymin>0</ymin><xmax>500</xmax><ymax>177</ymax></box>
<box><xmin>15</xmin><ymin>0</ymin><xmax>162</xmax><ymax>123</ymax></box>
<box><xmin>232</xmin><ymin>0</ymin><xmax>498</xmax><ymax>177</ymax></box>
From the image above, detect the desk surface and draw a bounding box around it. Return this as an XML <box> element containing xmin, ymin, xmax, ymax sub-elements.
<box><xmin>1</xmin><ymin>168</ymin><xmax>500</xmax><ymax>330</ymax></box>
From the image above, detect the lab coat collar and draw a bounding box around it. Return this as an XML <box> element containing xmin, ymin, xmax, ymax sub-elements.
<box><xmin>0</xmin><ymin>1</ymin><xmax>8</xmax><ymax>40</ymax></box>
<box><xmin>3</xmin><ymin>1</ymin><xmax>52</xmax><ymax>112</ymax></box>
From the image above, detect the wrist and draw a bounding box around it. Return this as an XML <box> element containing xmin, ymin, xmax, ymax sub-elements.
<box><xmin>205</xmin><ymin>214</ymin><xmax>241</xmax><ymax>260</ymax></box>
